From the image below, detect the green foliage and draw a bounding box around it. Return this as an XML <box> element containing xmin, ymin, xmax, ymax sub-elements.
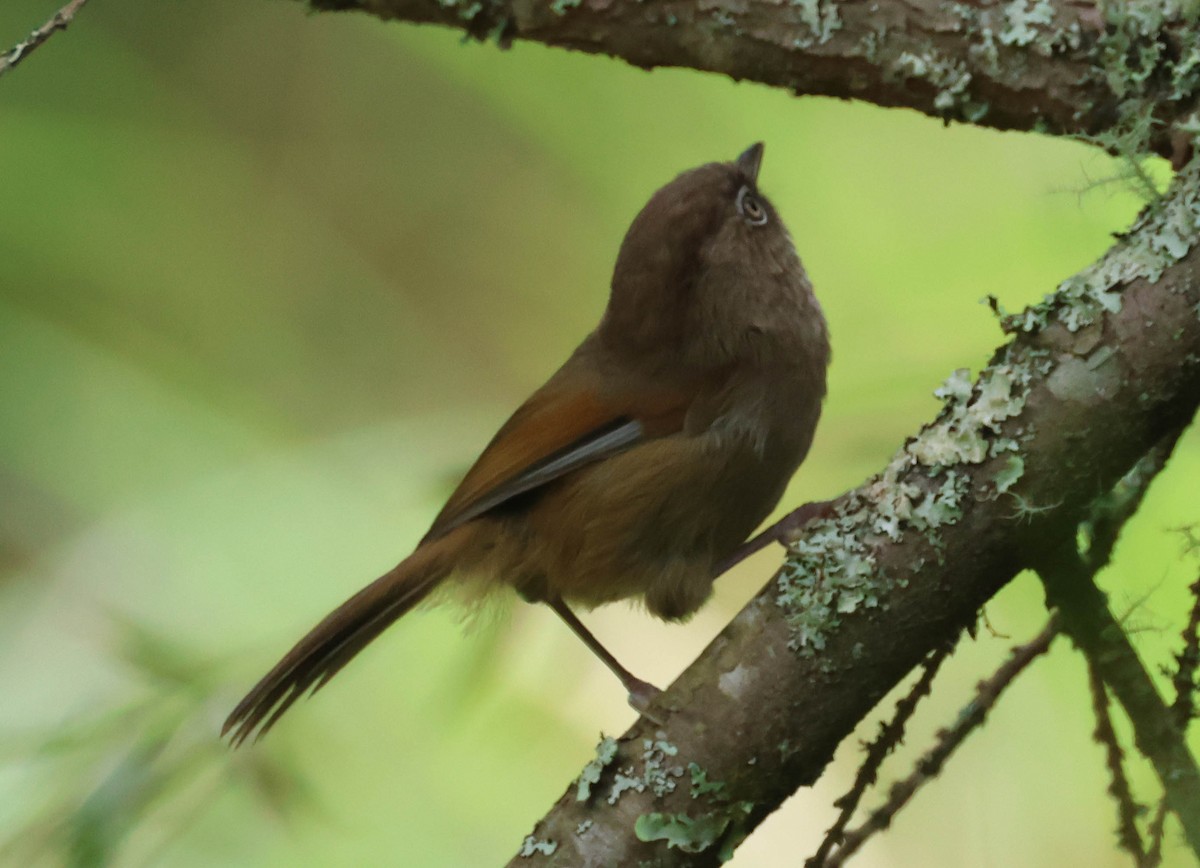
<box><xmin>0</xmin><ymin>620</ymin><xmax>305</xmax><ymax>867</ymax></box>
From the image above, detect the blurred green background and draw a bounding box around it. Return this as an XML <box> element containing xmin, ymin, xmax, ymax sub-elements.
<box><xmin>1</xmin><ymin>1</ymin><xmax>1198</xmax><ymax>865</ymax></box>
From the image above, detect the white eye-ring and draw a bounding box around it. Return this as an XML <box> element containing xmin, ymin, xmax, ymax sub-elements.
<box><xmin>737</xmin><ymin>186</ymin><xmax>768</xmax><ymax>226</ymax></box>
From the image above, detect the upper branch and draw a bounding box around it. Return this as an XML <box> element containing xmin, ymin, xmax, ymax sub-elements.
<box><xmin>308</xmin><ymin>0</ymin><xmax>1200</xmax><ymax>156</ymax></box>
<box><xmin>505</xmin><ymin>157</ymin><xmax>1200</xmax><ymax>866</ymax></box>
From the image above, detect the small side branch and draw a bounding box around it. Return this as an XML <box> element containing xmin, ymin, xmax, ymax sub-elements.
<box><xmin>1081</xmin><ymin>429</ymin><xmax>1186</xmax><ymax>574</ymax></box>
<box><xmin>1087</xmin><ymin>661</ymin><xmax>1149</xmax><ymax>865</ymax></box>
<box><xmin>0</xmin><ymin>0</ymin><xmax>91</xmax><ymax>79</ymax></box>
<box><xmin>1148</xmin><ymin>570</ymin><xmax>1200</xmax><ymax>863</ymax></box>
<box><xmin>806</xmin><ymin>643</ymin><xmax>953</xmax><ymax>867</ymax></box>
<box><xmin>1036</xmin><ymin>544</ymin><xmax>1200</xmax><ymax>857</ymax></box>
<box><xmin>822</xmin><ymin>619</ymin><xmax>1060</xmax><ymax>868</ymax></box>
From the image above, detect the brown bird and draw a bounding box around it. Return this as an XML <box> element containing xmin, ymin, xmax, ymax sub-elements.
<box><xmin>223</xmin><ymin>143</ymin><xmax>830</xmax><ymax>744</ymax></box>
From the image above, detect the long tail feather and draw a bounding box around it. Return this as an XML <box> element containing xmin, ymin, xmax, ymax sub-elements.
<box><xmin>223</xmin><ymin>526</ymin><xmax>471</xmax><ymax>745</ymax></box>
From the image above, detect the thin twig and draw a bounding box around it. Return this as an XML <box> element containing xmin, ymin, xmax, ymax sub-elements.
<box><xmin>823</xmin><ymin>618</ymin><xmax>1060</xmax><ymax>868</ymax></box>
<box><xmin>1087</xmin><ymin>660</ymin><xmax>1149</xmax><ymax>865</ymax></box>
<box><xmin>1082</xmin><ymin>427</ymin><xmax>1185</xmax><ymax>574</ymax></box>
<box><xmin>1169</xmin><ymin>574</ymin><xmax>1200</xmax><ymax>731</ymax></box>
<box><xmin>1148</xmin><ymin>573</ymin><xmax>1200</xmax><ymax>865</ymax></box>
<box><xmin>806</xmin><ymin>642</ymin><xmax>954</xmax><ymax>867</ymax></box>
<box><xmin>1037</xmin><ymin>543</ymin><xmax>1200</xmax><ymax>859</ymax></box>
<box><xmin>0</xmin><ymin>0</ymin><xmax>91</xmax><ymax>79</ymax></box>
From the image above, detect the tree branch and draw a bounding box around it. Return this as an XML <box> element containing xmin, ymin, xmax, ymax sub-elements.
<box><xmin>305</xmin><ymin>0</ymin><xmax>1200</xmax><ymax>157</ymax></box>
<box><xmin>505</xmin><ymin>160</ymin><xmax>1200</xmax><ymax>864</ymax></box>
<box><xmin>0</xmin><ymin>0</ymin><xmax>91</xmax><ymax>79</ymax></box>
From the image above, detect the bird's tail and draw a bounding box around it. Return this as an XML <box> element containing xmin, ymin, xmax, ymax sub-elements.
<box><xmin>223</xmin><ymin>524</ymin><xmax>474</xmax><ymax>745</ymax></box>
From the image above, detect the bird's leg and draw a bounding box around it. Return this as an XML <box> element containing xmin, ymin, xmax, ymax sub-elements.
<box><xmin>714</xmin><ymin>498</ymin><xmax>837</xmax><ymax>577</ymax></box>
<box><xmin>548</xmin><ymin>598</ymin><xmax>661</xmax><ymax>713</ymax></box>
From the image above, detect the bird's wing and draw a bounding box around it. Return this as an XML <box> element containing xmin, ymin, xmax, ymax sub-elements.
<box><xmin>421</xmin><ymin>373</ymin><xmax>693</xmax><ymax>543</ymax></box>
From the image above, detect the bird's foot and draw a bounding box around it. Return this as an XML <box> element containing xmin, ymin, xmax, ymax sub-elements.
<box><xmin>715</xmin><ymin>498</ymin><xmax>838</xmax><ymax>576</ymax></box>
<box><xmin>626</xmin><ymin>677</ymin><xmax>665</xmax><ymax>724</ymax></box>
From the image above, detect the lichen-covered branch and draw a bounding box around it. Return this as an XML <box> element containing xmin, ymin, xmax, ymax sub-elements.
<box><xmin>506</xmin><ymin>161</ymin><xmax>1200</xmax><ymax>866</ymax></box>
<box><xmin>306</xmin><ymin>0</ymin><xmax>1200</xmax><ymax>157</ymax></box>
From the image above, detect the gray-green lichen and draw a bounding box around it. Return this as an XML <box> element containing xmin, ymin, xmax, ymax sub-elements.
<box><xmin>777</xmin><ymin>352</ymin><xmax>1040</xmax><ymax>651</ymax></box>
<box><xmin>1086</xmin><ymin>3</ymin><xmax>1200</xmax><ymax>155</ymax></box>
<box><xmin>999</xmin><ymin>0</ymin><xmax>1056</xmax><ymax>47</ymax></box>
<box><xmin>603</xmin><ymin>738</ymin><xmax>685</xmax><ymax>805</ymax></box>
<box><xmin>634</xmin><ymin>804</ymin><xmax>752</xmax><ymax>860</ymax></box>
<box><xmin>1095</xmin><ymin>3</ymin><xmax>1200</xmax><ymax>100</ymax></box>
<box><xmin>1005</xmin><ymin>162</ymin><xmax>1200</xmax><ymax>334</ymax></box>
<box><xmin>575</xmin><ymin>734</ymin><xmax>619</xmax><ymax>801</ymax></box>
<box><xmin>790</xmin><ymin>0</ymin><xmax>841</xmax><ymax>48</ymax></box>
<box><xmin>550</xmin><ymin>0</ymin><xmax>581</xmax><ymax>15</ymax></box>
<box><xmin>777</xmin><ymin>166</ymin><xmax>1200</xmax><ymax>654</ymax></box>
<box><xmin>943</xmin><ymin>0</ymin><xmax>1080</xmax><ymax>105</ymax></box>
<box><xmin>688</xmin><ymin>762</ymin><xmax>727</xmax><ymax>799</ymax></box>
<box><xmin>634</xmin><ymin>765</ymin><xmax>751</xmax><ymax>861</ymax></box>
<box><xmin>518</xmin><ymin>835</ymin><xmax>558</xmax><ymax>857</ymax></box>
<box><xmin>868</xmin><ymin>7</ymin><xmax>1063</xmax><ymax>119</ymax></box>
<box><xmin>436</xmin><ymin>0</ymin><xmax>487</xmax><ymax>23</ymax></box>
<box><xmin>642</xmin><ymin>739</ymin><xmax>684</xmax><ymax>797</ymax></box>
<box><xmin>894</xmin><ymin>50</ymin><xmax>973</xmax><ymax>112</ymax></box>
<box><xmin>994</xmin><ymin>454</ymin><xmax>1025</xmax><ymax>493</ymax></box>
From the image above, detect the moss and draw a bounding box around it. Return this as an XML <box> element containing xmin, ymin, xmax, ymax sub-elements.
<box><xmin>550</xmin><ymin>0</ymin><xmax>581</xmax><ymax>15</ymax></box>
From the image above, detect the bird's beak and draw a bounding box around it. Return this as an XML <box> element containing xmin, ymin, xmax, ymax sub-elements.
<box><xmin>736</xmin><ymin>142</ymin><xmax>764</xmax><ymax>183</ymax></box>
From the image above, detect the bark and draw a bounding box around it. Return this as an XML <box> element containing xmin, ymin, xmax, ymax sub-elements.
<box><xmin>306</xmin><ymin>0</ymin><xmax>1200</xmax><ymax>158</ymax></box>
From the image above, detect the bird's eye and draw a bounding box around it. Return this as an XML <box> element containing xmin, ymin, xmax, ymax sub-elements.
<box><xmin>737</xmin><ymin>186</ymin><xmax>768</xmax><ymax>226</ymax></box>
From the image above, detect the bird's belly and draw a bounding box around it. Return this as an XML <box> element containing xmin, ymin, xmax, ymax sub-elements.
<box><xmin>501</xmin><ymin>432</ymin><xmax>797</xmax><ymax>620</ymax></box>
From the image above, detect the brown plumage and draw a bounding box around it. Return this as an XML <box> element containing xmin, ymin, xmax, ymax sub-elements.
<box><xmin>223</xmin><ymin>143</ymin><xmax>830</xmax><ymax>744</ymax></box>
